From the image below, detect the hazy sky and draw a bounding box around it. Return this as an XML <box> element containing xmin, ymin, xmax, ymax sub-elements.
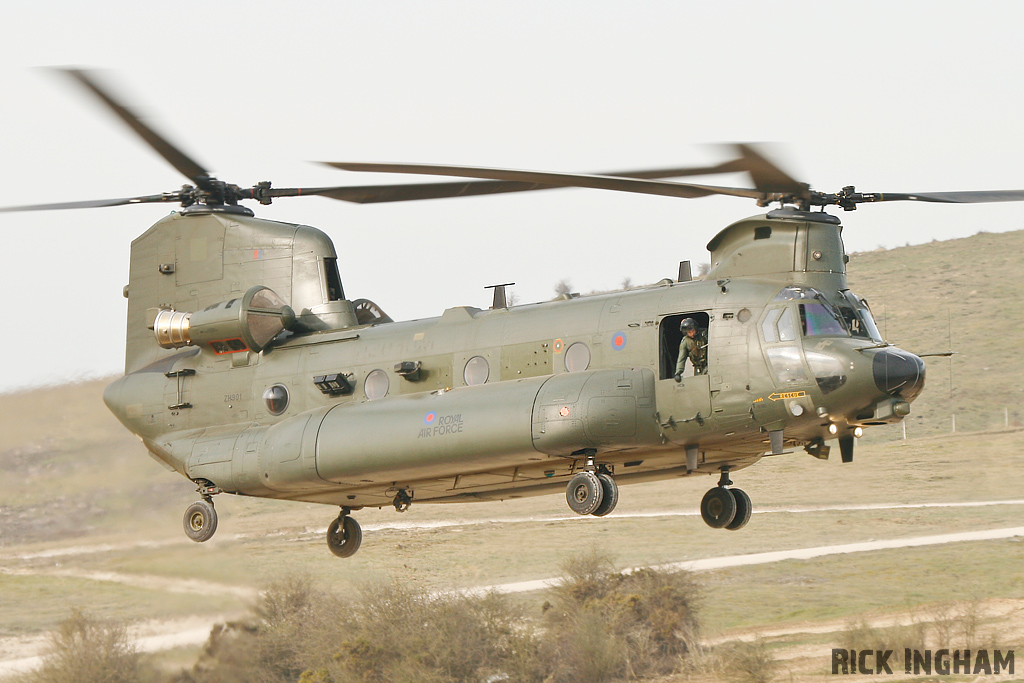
<box><xmin>2</xmin><ymin>1</ymin><xmax>1023</xmax><ymax>392</ymax></box>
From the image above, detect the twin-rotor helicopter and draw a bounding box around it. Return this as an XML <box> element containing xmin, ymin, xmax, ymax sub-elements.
<box><xmin>8</xmin><ymin>70</ymin><xmax>1021</xmax><ymax>558</ymax></box>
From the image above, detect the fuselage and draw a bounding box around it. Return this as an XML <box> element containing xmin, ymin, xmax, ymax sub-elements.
<box><xmin>104</xmin><ymin>208</ymin><xmax>924</xmax><ymax>510</ymax></box>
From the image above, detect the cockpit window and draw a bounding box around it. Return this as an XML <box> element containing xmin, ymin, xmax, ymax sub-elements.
<box><xmin>839</xmin><ymin>291</ymin><xmax>883</xmax><ymax>342</ymax></box>
<box><xmin>761</xmin><ymin>309</ymin><xmax>781</xmax><ymax>343</ymax></box>
<box><xmin>777</xmin><ymin>308</ymin><xmax>797</xmax><ymax>341</ymax></box>
<box><xmin>773</xmin><ymin>285</ymin><xmax>820</xmax><ymax>301</ymax></box>
<box><xmin>324</xmin><ymin>257</ymin><xmax>344</xmax><ymax>302</ymax></box>
<box><xmin>800</xmin><ymin>302</ymin><xmax>847</xmax><ymax>337</ymax></box>
<box><xmin>761</xmin><ymin>306</ymin><xmax>799</xmax><ymax>342</ymax></box>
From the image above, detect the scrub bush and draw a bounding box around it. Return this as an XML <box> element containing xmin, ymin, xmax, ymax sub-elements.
<box><xmin>540</xmin><ymin>549</ymin><xmax>701</xmax><ymax>682</ymax></box>
<box><xmin>29</xmin><ymin>609</ymin><xmax>145</xmax><ymax>683</ymax></box>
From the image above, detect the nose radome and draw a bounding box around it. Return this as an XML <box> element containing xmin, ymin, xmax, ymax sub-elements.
<box><xmin>872</xmin><ymin>348</ymin><xmax>926</xmax><ymax>402</ymax></box>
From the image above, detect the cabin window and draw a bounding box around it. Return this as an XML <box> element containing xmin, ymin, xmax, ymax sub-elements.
<box><xmin>564</xmin><ymin>342</ymin><xmax>591</xmax><ymax>372</ymax></box>
<box><xmin>364</xmin><ymin>369</ymin><xmax>389</xmax><ymax>400</ymax></box>
<box><xmin>263</xmin><ymin>384</ymin><xmax>290</xmax><ymax>415</ymax></box>
<box><xmin>464</xmin><ymin>356</ymin><xmax>490</xmax><ymax>385</ymax></box>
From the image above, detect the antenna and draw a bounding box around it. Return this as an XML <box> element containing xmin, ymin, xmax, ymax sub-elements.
<box><xmin>485</xmin><ymin>282</ymin><xmax>515</xmax><ymax>309</ymax></box>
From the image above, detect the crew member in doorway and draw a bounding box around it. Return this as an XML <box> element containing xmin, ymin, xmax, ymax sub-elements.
<box><xmin>674</xmin><ymin>317</ymin><xmax>706</xmax><ymax>381</ymax></box>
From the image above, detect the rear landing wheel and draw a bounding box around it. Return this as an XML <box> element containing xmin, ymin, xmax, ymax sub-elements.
<box><xmin>700</xmin><ymin>487</ymin><xmax>736</xmax><ymax>529</ymax></box>
<box><xmin>326</xmin><ymin>514</ymin><xmax>362</xmax><ymax>558</ymax></box>
<box><xmin>183</xmin><ymin>499</ymin><xmax>218</xmax><ymax>543</ymax></box>
<box><xmin>725</xmin><ymin>488</ymin><xmax>751</xmax><ymax>530</ymax></box>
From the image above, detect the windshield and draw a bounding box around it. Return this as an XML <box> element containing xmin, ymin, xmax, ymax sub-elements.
<box><xmin>774</xmin><ymin>286</ymin><xmax>850</xmax><ymax>338</ymax></box>
<box><xmin>800</xmin><ymin>302</ymin><xmax>847</xmax><ymax>337</ymax></box>
<box><xmin>839</xmin><ymin>290</ymin><xmax>883</xmax><ymax>342</ymax></box>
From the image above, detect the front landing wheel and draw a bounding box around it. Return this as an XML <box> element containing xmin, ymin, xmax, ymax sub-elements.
<box><xmin>327</xmin><ymin>515</ymin><xmax>362</xmax><ymax>558</ymax></box>
<box><xmin>700</xmin><ymin>487</ymin><xmax>736</xmax><ymax>529</ymax></box>
<box><xmin>566</xmin><ymin>472</ymin><xmax>604</xmax><ymax>515</ymax></box>
<box><xmin>725</xmin><ymin>488</ymin><xmax>751</xmax><ymax>530</ymax></box>
<box><xmin>183</xmin><ymin>499</ymin><xmax>218</xmax><ymax>543</ymax></box>
<box><xmin>591</xmin><ymin>473</ymin><xmax>619</xmax><ymax>517</ymax></box>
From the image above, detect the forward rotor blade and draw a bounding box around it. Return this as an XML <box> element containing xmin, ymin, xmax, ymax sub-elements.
<box><xmin>61</xmin><ymin>69</ymin><xmax>211</xmax><ymax>186</ymax></box>
<box><xmin>302</xmin><ymin>160</ymin><xmax>753</xmax><ymax>204</ymax></box>
<box><xmin>865</xmin><ymin>189</ymin><xmax>1024</xmax><ymax>204</ymax></box>
<box><xmin>322</xmin><ymin>162</ymin><xmax>765</xmax><ymax>201</ymax></box>
<box><xmin>0</xmin><ymin>193</ymin><xmax>179</xmax><ymax>213</ymax></box>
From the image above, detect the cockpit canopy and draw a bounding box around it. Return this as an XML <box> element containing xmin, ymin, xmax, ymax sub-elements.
<box><xmin>771</xmin><ymin>286</ymin><xmax>883</xmax><ymax>343</ymax></box>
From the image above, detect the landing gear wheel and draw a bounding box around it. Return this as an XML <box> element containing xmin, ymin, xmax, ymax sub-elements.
<box><xmin>725</xmin><ymin>488</ymin><xmax>751</xmax><ymax>530</ymax></box>
<box><xmin>183</xmin><ymin>499</ymin><xmax>218</xmax><ymax>543</ymax></box>
<box><xmin>566</xmin><ymin>471</ymin><xmax>604</xmax><ymax>515</ymax></box>
<box><xmin>700</xmin><ymin>487</ymin><xmax>737</xmax><ymax>529</ymax></box>
<box><xmin>591</xmin><ymin>473</ymin><xmax>619</xmax><ymax>517</ymax></box>
<box><xmin>326</xmin><ymin>515</ymin><xmax>362</xmax><ymax>558</ymax></box>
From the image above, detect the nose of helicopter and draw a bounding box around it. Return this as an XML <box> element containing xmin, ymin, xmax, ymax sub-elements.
<box><xmin>872</xmin><ymin>348</ymin><xmax>926</xmax><ymax>402</ymax></box>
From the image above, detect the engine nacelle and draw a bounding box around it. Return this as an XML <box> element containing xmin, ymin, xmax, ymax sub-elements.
<box><xmin>152</xmin><ymin>286</ymin><xmax>296</xmax><ymax>355</ymax></box>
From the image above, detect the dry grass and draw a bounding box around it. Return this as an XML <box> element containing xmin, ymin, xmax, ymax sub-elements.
<box><xmin>846</xmin><ymin>230</ymin><xmax>1024</xmax><ymax>442</ymax></box>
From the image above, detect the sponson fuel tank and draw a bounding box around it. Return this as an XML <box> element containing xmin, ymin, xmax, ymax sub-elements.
<box><xmin>217</xmin><ymin>368</ymin><xmax>659</xmax><ymax>494</ymax></box>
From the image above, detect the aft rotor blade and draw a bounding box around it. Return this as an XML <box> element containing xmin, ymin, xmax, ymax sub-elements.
<box><xmin>300</xmin><ymin>160</ymin><xmax>753</xmax><ymax>204</ymax></box>
<box><xmin>258</xmin><ymin>181</ymin><xmax>569</xmax><ymax>204</ymax></box>
<box><xmin>0</xmin><ymin>193</ymin><xmax>179</xmax><ymax>213</ymax></box>
<box><xmin>61</xmin><ymin>69</ymin><xmax>211</xmax><ymax>186</ymax></box>
<box><xmin>734</xmin><ymin>144</ymin><xmax>807</xmax><ymax>195</ymax></box>
<box><xmin>322</xmin><ymin>162</ymin><xmax>765</xmax><ymax>201</ymax></box>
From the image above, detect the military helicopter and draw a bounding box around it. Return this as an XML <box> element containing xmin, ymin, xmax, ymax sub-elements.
<box><xmin>8</xmin><ymin>70</ymin><xmax>1023</xmax><ymax>558</ymax></box>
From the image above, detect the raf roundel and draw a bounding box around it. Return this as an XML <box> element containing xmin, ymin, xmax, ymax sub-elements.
<box><xmin>612</xmin><ymin>332</ymin><xmax>627</xmax><ymax>350</ymax></box>
<box><xmin>424</xmin><ymin>411</ymin><xmax>437</xmax><ymax>425</ymax></box>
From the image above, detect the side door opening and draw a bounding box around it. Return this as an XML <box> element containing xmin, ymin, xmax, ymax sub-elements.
<box><xmin>659</xmin><ymin>312</ymin><xmax>711</xmax><ymax>380</ymax></box>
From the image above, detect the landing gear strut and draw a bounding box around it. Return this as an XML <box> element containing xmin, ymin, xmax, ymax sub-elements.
<box><xmin>699</xmin><ymin>468</ymin><xmax>751</xmax><ymax>531</ymax></box>
<box><xmin>392</xmin><ymin>489</ymin><xmax>413</xmax><ymax>513</ymax></box>
<box><xmin>326</xmin><ymin>507</ymin><xmax>362</xmax><ymax>558</ymax></box>
<box><xmin>565</xmin><ymin>452</ymin><xmax>619</xmax><ymax>517</ymax></box>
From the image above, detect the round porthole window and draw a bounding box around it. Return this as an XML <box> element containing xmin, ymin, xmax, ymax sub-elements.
<box><xmin>564</xmin><ymin>342</ymin><xmax>591</xmax><ymax>372</ymax></box>
<box><xmin>464</xmin><ymin>356</ymin><xmax>489</xmax><ymax>386</ymax></box>
<box><xmin>364</xmin><ymin>369</ymin><xmax>389</xmax><ymax>400</ymax></box>
<box><xmin>263</xmin><ymin>384</ymin><xmax>290</xmax><ymax>415</ymax></box>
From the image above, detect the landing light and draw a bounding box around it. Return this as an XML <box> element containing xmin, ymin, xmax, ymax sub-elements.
<box><xmin>828</xmin><ymin>423</ymin><xmax>838</xmax><ymax>435</ymax></box>
<box><xmin>854</xmin><ymin>426</ymin><xmax>864</xmax><ymax>438</ymax></box>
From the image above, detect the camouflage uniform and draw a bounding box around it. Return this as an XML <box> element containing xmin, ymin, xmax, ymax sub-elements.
<box><xmin>675</xmin><ymin>333</ymin><xmax>707</xmax><ymax>377</ymax></box>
